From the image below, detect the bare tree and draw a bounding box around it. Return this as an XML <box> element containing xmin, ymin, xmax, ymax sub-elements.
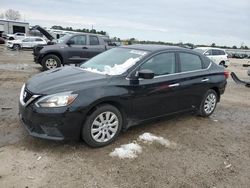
<box><xmin>5</xmin><ymin>9</ymin><xmax>21</xmax><ymax>20</ymax></box>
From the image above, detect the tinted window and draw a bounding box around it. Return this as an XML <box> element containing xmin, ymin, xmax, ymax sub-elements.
<box><xmin>89</xmin><ymin>36</ymin><xmax>99</xmax><ymax>45</ymax></box>
<box><xmin>22</xmin><ymin>38</ymin><xmax>34</xmax><ymax>42</ymax></box>
<box><xmin>219</xmin><ymin>50</ymin><xmax>225</xmax><ymax>55</ymax></box>
<box><xmin>212</xmin><ymin>49</ymin><xmax>224</xmax><ymax>55</ymax></box>
<box><xmin>179</xmin><ymin>53</ymin><xmax>202</xmax><ymax>72</ymax></box>
<box><xmin>69</xmin><ymin>35</ymin><xmax>86</xmax><ymax>45</ymax></box>
<box><xmin>35</xmin><ymin>38</ymin><xmax>43</xmax><ymax>41</ymax></box>
<box><xmin>140</xmin><ymin>53</ymin><xmax>176</xmax><ymax>76</ymax></box>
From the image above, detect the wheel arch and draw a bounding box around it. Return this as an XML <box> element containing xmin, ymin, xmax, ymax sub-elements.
<box><xmin>85</xmin><ymin>100</ymin><xmax>128</xmax><ymax>130</ymax></box>
<box><xmin>210</xmin><ymin>87</ymin><xmax>220</xmax><ymax>102</ymax></box>
<box><xmin>43</xmin><ymin>52</ymin><xmax>63</xmax><ymax>64</ymax></box>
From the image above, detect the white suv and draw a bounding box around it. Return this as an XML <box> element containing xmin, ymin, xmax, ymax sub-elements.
<box><xmin>194</xmin><ymin>47</ymin><xmax>229</xmax><ymax>67</ymax></box>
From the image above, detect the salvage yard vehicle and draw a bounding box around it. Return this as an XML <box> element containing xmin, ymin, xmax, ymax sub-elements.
<box><xmin>32</xmin><ymin>26</ymin><xmax>113</xmax><ymax>70</ymax></box>
<box><xmin>194</xmin><ymin>47</ymin><xmax>229</xmax><ymax>67</ymax></box>
<box><xmin>5</xmin><ymin>32</ymin><xmax>26</xmax><ymax>40</ymax></box>
<box><xmin>19</xmin><ymin>45</ymin><xmax>228</xmax><ymax>147</ymax></box>
<box><xmin>6</xmin><ymin>37</ymin><xmax>47</xmax><ymax>50</ymax></box>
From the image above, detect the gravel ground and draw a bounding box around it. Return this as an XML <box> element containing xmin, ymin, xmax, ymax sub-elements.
<box><xmin>0</xmin><ymin>45</ymin><xmax>250</xmax><ymax>188</ymax></box>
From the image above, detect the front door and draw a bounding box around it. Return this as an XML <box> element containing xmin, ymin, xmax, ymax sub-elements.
<box><xmin>129</xmin><ymin>52</ymin><xmax>185</xmax><ymax>120</ymax></box>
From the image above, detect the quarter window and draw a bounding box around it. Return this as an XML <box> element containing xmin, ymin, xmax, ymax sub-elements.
<box><xmin>140</xmin><ymin>53</ymin><xmax>176</xmax><ymax>76</ymax></box>
<box><xmin>179</xmin><ymin>53</ymin><xmax>202</xmax><ymax>72</ymax></box>
<box><xmin>69</xmin><ymin>35</ymin><xmax>86</xmax><ymax>45</ymax></box>
<box><xmin>89</xmin><ymin>36</ymin><xmax>99</xmax><ymax>45</ymax></box>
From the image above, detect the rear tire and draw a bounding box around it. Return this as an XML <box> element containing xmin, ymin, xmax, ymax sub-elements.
<box><xmin>198</xmin><ymin>89</ymin><xmax>218</xmax><ymax>117</ymax></box>
<box><xmin>82</xmin><ymin>104</ymin><xmax>123</xmax><ymax>147</ymax></box>
<box><xmin>13</xmin><ymin>44</ymin><xmax>21</xmax><ymax>50</ymax></box>
<box><xmin>41</xmin><ymin>54</ymin><xmax>61</xmax><ymax>71</ymax></box>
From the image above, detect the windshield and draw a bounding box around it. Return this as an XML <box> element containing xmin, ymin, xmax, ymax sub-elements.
<box><xmin>80</xmin><ymin>47</ymin><xmax>148</xmax><ymax>75</ymax></box>
<box><xmin>57</xmin><ymin>34</ymin><xmax>73</xmax><ymax>43</ymax></box>
<box><xmin>194</xmin><ymin>48</ymin><xmax>206</xmax><ymax>54</ymax></box>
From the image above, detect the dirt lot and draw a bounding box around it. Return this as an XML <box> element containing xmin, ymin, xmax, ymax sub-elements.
<box><xmin>0</xmin><ymin>45</ymin><xmax>249</xmax><ymax>188</ymax></box>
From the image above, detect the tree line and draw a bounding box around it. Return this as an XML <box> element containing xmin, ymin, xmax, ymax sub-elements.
<box><xmin>51</xmin><ymin>25</ymin><xmax>107</xmax><ymax>36</ymax></box>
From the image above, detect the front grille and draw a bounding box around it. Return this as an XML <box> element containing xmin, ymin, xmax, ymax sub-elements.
<box><xmin>33</xmin><ymin>45</ymin><xmax>44</xmax><ymax>56</ymax></box>
<box><xmin>23</xmin><ymin>88</ymin><xmax>33</xmax><ymax>103</ymax></box>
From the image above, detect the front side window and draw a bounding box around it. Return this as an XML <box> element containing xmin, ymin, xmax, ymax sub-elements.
<box><xmin>22</xmin><ymin>38</ymin><xmax>32</xmax><ymax>42</ymax></box>
<box><xmin>205</xmin><ymin>49</ymin><xmax>212</xmax><ymax>55</ymax></box>
<box><xmin>179</xmin><ymin>53</ymin><xmax>202</xmax><ymax>72</ymax></box>
<box><xmin>89</xmin><ymin>36</ymin><xmax>99</xmax><ymax>45</ymax></box>
<box><xmin>140</xmin><ymin>53</ymin><xmax>176</xmax><ymax>76</ymax></box>
<box><xmin>69</xmin><ymin>35</ymin><xmax>86</xmax><ymax>45</ymax></box>
<box><xmin>35</xmin><ymin>38</ymin><xmax>43</xmax><ymax>41</ymax></box>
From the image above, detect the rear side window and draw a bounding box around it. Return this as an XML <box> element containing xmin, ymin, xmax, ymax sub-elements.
<box><xmin>140</xmin><ymin>52</ymin><xmax>176</xmax><ymax>76</ymax></box>
<box><xmin>219</xmin><ymin>50</ymin><xmax>225</xmax><ymax>55</ymax></box>
<box><xmin>89</xmin><ymin>36</ymin><xmax>99</xmax><ymax>45</ymax></box>
<box><xmin>69</xmin><ymin>35</ymin><xmax>86</xmax><ymax>45</ymax></box>
<box><xmin>212</xmin><ymin>49</ymin><xmax>225</xmax><ymax>55</ymax></box>
<box><xmin>179</xmin><ymin>53</ymin><xmax>202</xmax><ymax>72</ymax></box>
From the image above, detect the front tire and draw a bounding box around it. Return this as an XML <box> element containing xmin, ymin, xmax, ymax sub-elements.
<box><xmin>41</xmin><ymin>54</ymin><xmax>61</xmax><ymax>71</ymax></box>
<box><xmin>13</xmin><ymin>44</ymin><xmax>21</xmax><ymax>50</ymax></box>
<box><xmin>198</xmin><ymin>89</ymin><xmax>218</xmax><ymax>117</ymax></box>
<box><xmin>82</xmin><ymin>104</ymin><xmax>123</xmax><ymax>147</ymax></box>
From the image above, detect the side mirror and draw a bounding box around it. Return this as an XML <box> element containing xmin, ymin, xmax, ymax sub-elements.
<box><xmin>138</xmin><ymin>69</ymin><xmax>154</xmax><ymax>79</ymax></box>
<box><xmin>67</xmin><ymin>40</ymin><xmax>74</xmax><ymax>46</ymax></box>
<box><xmin>204</xmin><ymin>52</ymin><xmax>209</xmax><ymax>56</ymax></box>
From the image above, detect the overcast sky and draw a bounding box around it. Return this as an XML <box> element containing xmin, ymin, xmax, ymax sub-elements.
<box><xmin>1</xmin><ymin>0</ymin><xmax>250</xmax><ymax>46</ymax></box>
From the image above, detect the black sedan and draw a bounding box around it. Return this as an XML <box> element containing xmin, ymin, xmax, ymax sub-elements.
<box><xmin>19</xmin><ymin>45</ymin><xmax>228</xmax><ymax>147</ymax></box>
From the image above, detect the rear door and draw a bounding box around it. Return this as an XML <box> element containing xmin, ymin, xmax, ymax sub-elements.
<box><xmin>66</xmin><ymin>35</ymin><xmax>89</xmax><ymax>64</ymax></box>
<box><xmin>85</xmin><ymin>35</ymin><xmax>106</xmax><ymax>58</ymax></box>
<box><xmin>176</xmin><ymin>52</ymin><xmax>211</xmax><ymax>109</ymax></box>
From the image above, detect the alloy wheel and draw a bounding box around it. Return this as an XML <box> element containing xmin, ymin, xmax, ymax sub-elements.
<box><xmin>91</xmin><ymin>111</ymin><xmax>119</xmax><ymax>143</ymax></box>
<box><xmin>45</xmin><ymin>58</ymin><xmax>58</xmax><ymax>69</ymax></box>
<box><xmin>204</xmin><ymin>93</ymin><xmax>216</xmax><ymax>114</ymax></box>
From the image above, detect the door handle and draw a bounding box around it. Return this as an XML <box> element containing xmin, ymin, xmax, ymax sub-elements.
<box><xmin>168</xmin><ymin>83</ymin><xmax>180</xmax><ymax>88</ymax></box>
<box><xmin>201</xmin><ymin>78</ymin><xmax>209</xmax><ymax>82</ymax></box>
<box><xmin>82</xmin><ymin>47</ymin><xmax>88</xmax><ymax>49</ymax></box>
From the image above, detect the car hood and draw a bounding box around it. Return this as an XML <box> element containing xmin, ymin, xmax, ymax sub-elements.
<box><xmin>40</xmin><ymin>43</ymin><xmax>66</xmax><ymax>52</ymax></box>
<box><xmin>26</xmin><ymin>66</ymin><xmax>110</xmax><ymax>95</ymax></box>
<box><xmin>31</xmin><ymin>25</ymin><xmax>55</xmax><ymax>41</ymax></box>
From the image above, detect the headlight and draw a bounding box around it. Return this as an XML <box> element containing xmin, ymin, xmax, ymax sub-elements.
<box><xmin>35</xmin><ymin>92</ymin><xmax>78</xmax><ymax>107</ymax></box>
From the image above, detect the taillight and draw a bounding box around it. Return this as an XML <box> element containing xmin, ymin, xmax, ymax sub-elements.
<box><xmin>224</xmin><ymin>71</ymin><xmax>229</xmax><ymax>79</ymax></box>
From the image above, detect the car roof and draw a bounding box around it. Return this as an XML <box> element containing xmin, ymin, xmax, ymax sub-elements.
<box><xmin>120</xmin><ymin>44</ymin><xmax>184</xmax><ymax>52</ymax></box>
<box><xmin>196</xmin><ymin>47</ymin><xmax>225</xmax><ymax>51</ymax></box>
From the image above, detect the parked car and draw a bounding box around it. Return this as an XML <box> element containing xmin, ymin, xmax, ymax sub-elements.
<box><xmin>33</xmin><ymin>33</ymin><xmax>113</xmax><ymax>70</ymax></box>
<box><xmin>0</xmin><ymin>37</ymin><xmax>5</xmax><ymax>44</ymax></box>
<box><xmin>5</xmin><ymin>32</ymin><xmax>26</xmax><ymax>40</ymax></box>
<box><xmin>194</xmin><ymin>47</ymin><xmax>229</xmax><ymax>67</ymax></box>
<box><xmin>19</xmin><ymin>45</ymin><xmax>228</xmax><ymax>147</ymax></box>
<box><xmin>6</xmin><ymin>37</ymin><xmax>47</xmax><ymax>50</ymax></box>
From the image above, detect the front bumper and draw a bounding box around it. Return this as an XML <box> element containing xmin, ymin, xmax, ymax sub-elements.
<box><xmin>6</xmin><ymin>43</ymin><xmax>13</xmax><ymax>48</ymax></box>
<box><xmin>19</xmin><ymin>101</ymin><xmax>86</xmax><ymax>141</ymax></box>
